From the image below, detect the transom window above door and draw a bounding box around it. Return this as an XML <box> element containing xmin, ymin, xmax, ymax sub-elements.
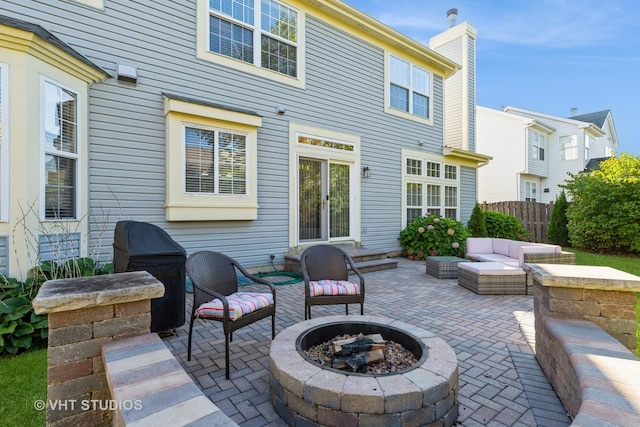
<box><xmin>207</xmin><ymin>0</ymin><xmax>299</xmax><ymax>77</ymax></box>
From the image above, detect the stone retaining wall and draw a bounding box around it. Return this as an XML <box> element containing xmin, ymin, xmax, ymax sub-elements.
<box><xmin>33</xmin><ymin>271</ymin><xmax>164</xmax><ymax>426</ymax></box>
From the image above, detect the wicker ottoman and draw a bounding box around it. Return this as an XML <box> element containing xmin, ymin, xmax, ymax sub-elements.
<box><xmin>426</xmin><ymin>256</ymin><xmax>470</xmax><ymax>279</ymax></box>
<box><xmin>458</xmin><ymin>262</ymin><xmax>526</xmax><ymax>295</ymax></box>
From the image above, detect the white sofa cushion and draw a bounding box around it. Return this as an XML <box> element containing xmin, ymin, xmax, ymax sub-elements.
<box><xmin>516</xmin><ymin>244</ymin><xmax>561</xmax><ymax>266</ymax></box>
<box><xmin>492</xmin><ymin>239</ymin><xmax>511</xmax><ymax>256</ymax></box>
<box><xmin>459</xmin><ymin>262</ymin><xmax>525</xmax><ymax>275</ymax></box>
<box><xmin>467</xmin><ymin>253</ymin><xmax>515</xmax><ymax>263</ymax></box>
<box><xmin>466</xmin><ymin>238</ymin><xmax>494</xmax><ymax>254</ymax></box>
<box><xmin>508</xmin><ymin>241</ymin><xmax>529</xmax><ymax>259</ymax></box>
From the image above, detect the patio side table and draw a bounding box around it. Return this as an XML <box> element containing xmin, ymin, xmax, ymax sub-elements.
<box><xmin>426</xmin><ymin>256</ymin><xmax>470</xmax><ymax>279</ymax></box>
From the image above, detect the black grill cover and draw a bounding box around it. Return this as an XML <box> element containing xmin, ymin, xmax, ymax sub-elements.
<box><xmin>113</xmin><ymin>221</ymin><xmax>186</xmax><ymax>332</ymax></box>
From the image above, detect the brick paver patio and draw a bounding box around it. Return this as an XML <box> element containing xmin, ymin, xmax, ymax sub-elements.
<box><xmin>162</xmin><ymin>257</ymin><xmax>572</xmax><ymax>426</ymax></box>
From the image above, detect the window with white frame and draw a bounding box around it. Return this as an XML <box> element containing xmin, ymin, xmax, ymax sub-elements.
<box><xmin>185</xmin><ymin>126</ymin><xmax>247</xmax><ymax>195</ymax></box>
<box><xmin>43</xmin><ymin>79</ymin><xmax>79</xmax><ymax>220</ymax></box>
<box><xmin>389</xmin><ymin>55</ymin><xmax>431</xmax><ymax>119</ymax></box>
<box><xmin>531</xmin><ymin>131</ymin><xmax>546</xmax><ymax>160</ymax></box>
<box><xmin>0</xmin><ymin>63</ymin><xmax>7</xmax><ymax>222</ymax></box>
<box><xmin>403</xmin><ymin>155</ymin><xmax>459</xmax><ymax>224</ymax></box>
<box><xmin>524</xmin><ymin>181</ymin><xmax>537</xmax><ymax>202</ymax></box>
<box><xmin>584</xmin><ymin>136</ymin><xmax>590</xmax><ymax>162</ymax></box>
<box><xmin>164</xmin><ymin>94</ymin><xmax>261</xmax><ymax>221</ymax></box>
<box><xmin>207</xmin><ymin>0</ymin><xmax>298</xmax><ymax>77</ymax></box>
<box><xmin>559</xmin><ymin>135</ymin><xmax>578</xmax><ymax>160</ymax></box>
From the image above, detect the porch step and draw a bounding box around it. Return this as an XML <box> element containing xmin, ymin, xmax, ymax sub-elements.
<box><xmin>284</xmin><ymin>247</ymin><xmax>398</xmax><ymax>274</ymax></box>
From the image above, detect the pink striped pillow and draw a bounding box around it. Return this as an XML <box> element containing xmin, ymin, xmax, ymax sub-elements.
<box><xmin>196</xmin><ymin>292</ymin><xmax>274</xmax><ymax>321</ymax></box>
<box><xmin>309</xmin><ymin>280</ymin><xmax>360</xmax><ymax>297</ymax></box>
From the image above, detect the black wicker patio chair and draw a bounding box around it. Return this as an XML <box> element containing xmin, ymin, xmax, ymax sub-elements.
<box><xmin>300</xmin><ymin>245</ymin><xmax>365</xmax><ymax>320</ymax></box>
<box><xmin>185</xmin><ymin>250</ymin><xmax>276</xmax><ymax>379</ymax></box>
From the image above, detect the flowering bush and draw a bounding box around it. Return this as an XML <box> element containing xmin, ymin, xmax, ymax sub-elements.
<box><xmin>399</xmin><ymin>214</ymin><xmax>470</xmax><ymax>259</ymax></box>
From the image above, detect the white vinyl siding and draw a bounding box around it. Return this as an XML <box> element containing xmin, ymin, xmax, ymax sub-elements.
<box><xmin>0</xmin><ymin>63</ymin><xmax>7</xmax><ymax>222</ymax></box>
<box><xmin>208</xmin><ymin>0</ymin><xmax>298</xmax><ymax>77</ymax></box>
<box><xmin>38</xmin><ymin>233</ymin><xmax>81</xmax><ymax>263</ymax></box>
<box><xmin>42</xmin><ymin>78</ymin><xmax>79</xmax><ymax>220</ymax></box>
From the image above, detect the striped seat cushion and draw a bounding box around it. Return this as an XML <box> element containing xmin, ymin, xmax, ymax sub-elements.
<box><xmin>309</xmin><ymin>280</ymin><xmax>360</xmax><ymax>297</ymax></box>
<box><xmin>196</xmin><ymin>292</ymin><xmax>274</xmax><ymax>321</ymax></box>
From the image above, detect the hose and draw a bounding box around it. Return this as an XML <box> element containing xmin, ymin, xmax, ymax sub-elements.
<box><xmin>255</xmin><ymin>258</ymin><xmax>303</xmax><ymax>285</ymax></box>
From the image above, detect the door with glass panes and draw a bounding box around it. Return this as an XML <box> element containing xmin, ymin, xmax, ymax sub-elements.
<box><xmin>298</xmin><ymin>158</ymin><xmax>350</xmax><ymax>242</ymax></box>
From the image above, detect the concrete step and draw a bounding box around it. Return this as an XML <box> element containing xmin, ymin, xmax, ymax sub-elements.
<box><xmin>284</xmin><ymin>247</ymin><xmax>397</xmax><ymax>274</ymax></box>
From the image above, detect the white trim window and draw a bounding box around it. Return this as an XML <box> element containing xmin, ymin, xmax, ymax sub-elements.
<box><xmin>184</xmin><ymin>125</ymin><xmax>247</xmax><ymax>195</ymax></box>
<box><xmin>584</xmin><ymin>136</ymin><xmax>590</xmax><ymax>162</ymax></box>
<box><xmin>208</xmin><ymin>0</ymin><xmax>298</xmax><ymax>77</ymax></box>
<box><xmin>559</xmin><ymin>135</ymin><xmax>578</xmax><ymax>161</ymax></box>
<box><xmin>531</xmin><ymin>131</ymin><xmax>546</xmax><ymax>161</ymax></box>
<box><xmin>389</xmin><ymin>55</ymin><xmax>431</xmax><ymax>120</ymax></box>
<box><xmin>42</xmin><ymin>78</ymin><xmax>79</xmax><ymax>220</ymax></box>
<box><xmin>524</xmin><ymin>181</ymin><xmax>537</xmax><ymax>202</ymax></box>
<box><xmin>0</xmin><ymin>63</ymin><xmax>8</xmax><ymax>222</ymax></box>
<box><xmin>403</xmin><ymin>155</ymin><xmax>459</xmax><ymax>225</ymax></box>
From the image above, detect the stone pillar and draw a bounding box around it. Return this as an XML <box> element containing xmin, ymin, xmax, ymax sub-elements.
<box><xmin>32</xmin><ymin>271</ymin><xmax>164</xmax><ymax>427</ymax></box>
<box><xmin>526</xmin><ymin>263</ymin><xmax>640</xmax><ymax>353</ymax></box>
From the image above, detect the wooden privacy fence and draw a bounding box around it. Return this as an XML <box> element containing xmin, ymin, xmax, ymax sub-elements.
<box><xmin>481</xmin><ymin>201</ymin><xmax>554</xmax><ymax>243</ymax></box>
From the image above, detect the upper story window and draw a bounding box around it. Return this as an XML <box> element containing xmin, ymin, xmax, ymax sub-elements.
<box><xmin>389</xmin><ymin>55</ymin><xmax>431</xmax><ymax>120</ymax></box>
<box><xmin>0</xmin><ymin>63</ymin><xmax>7</xmax><ymax>222</ymax></box>
<box><xmin>208</xmin><ymin>0</ymin><xmax>298</xmax><ymax>77</ymax></box>
<box><xmin>584</xmin><ymin>136</ymin><xmax>590</xmax><ymax>162</ymax></box>
<box><xmin>531</xmin><ymin>131</ymin><xmax>546</xmax><ymax>161</ymax></box>
<box><xmin>559</xmin><ymin>135</ymin><xmax>578</xmax><ymax>161</ymax></box>
<box><xmin>42</xmin><ymin>79</ymin><xmax>79</xmax><ymax>220</ymax></box>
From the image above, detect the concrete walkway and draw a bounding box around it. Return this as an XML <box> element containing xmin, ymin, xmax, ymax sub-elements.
<box><xmin>162</xmin><ymin>258</ymin><xmax>572</xmax><ymax>426</ymax></box>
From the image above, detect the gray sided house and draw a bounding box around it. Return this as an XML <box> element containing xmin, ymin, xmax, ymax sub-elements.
<box><xmin>0</xmin><ymin>1</ymin><xmax>489</xmax><ymax>278</ymax></box>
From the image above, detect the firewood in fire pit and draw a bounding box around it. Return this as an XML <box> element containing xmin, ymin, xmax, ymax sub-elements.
<box><xmin>332</xmin><ymin>334</ymin><xmax>385</xmax><ymax>354</ymax></box>
<box><xmin>332</xmin><ymin>349</ymin><xmax>384</xmax><ymax>371</ymax></box>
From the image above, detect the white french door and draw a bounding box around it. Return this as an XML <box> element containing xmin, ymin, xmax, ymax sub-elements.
<box><xmin>298</xmin><ymin>158</ymin><xmax>351</xmax><ymax>242</ymax></box>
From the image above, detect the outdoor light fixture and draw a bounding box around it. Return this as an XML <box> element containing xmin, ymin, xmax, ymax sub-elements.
<box><xmin>362</xmin><ymin>166</ymin><xmax>371</xmax><ymax>178</ymax></box>
<box><xmin>276</xmin><ymin>105</ymin><xmax>286</xmax><ymax>114</ymax></box>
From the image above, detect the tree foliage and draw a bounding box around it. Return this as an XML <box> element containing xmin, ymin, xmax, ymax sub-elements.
<box><xmin>563</xmin><ymin>154</ymin><xmax>640</xmax><ymax>253</ymax></box>
<box><xmin>484</xmin><ymin>211</ymin><xmax>529</xmax><ymax>241</ymax></box>
<box><xmin>547</xmin><ymin>190</ymin><xmax>569</xmax><ymax>246</ymax></box>
<box><xmin>468</xmin><ymin>202</ymin><xmax>488</xmax><ymax>237</ymax></box>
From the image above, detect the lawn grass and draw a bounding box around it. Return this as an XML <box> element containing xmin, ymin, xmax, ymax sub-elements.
<box><xmin>565</xmin><ymin>248</ymin><xmax>640</xmax><ymax>356</ymax></box>
<box><xmin>0</xmin><ymin>348</ymin><xmax>47</xmax><ymax>427</ymax></box>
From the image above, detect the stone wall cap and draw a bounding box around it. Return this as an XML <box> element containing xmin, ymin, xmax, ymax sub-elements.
<box><xmin>32</xmin><ymin>271</ymin><xmax>165</xmax><ymax>314</ymax></box>
<box><xmin>525</xmin><ymin>263</ymin><xmax>640</xmax><ymax>291</ymax></box>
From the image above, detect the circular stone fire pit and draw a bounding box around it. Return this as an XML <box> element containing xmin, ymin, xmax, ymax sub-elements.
<box><xmin>269</xmin><ymin>315</ymin><xmax>458</xmax><ymax>426</ymax></box>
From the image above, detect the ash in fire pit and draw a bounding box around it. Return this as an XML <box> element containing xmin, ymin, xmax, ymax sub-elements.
<box><xmin>305</xmin><ymin>333</ymin><xmax>418</xmax><ymax>373</ymax></box>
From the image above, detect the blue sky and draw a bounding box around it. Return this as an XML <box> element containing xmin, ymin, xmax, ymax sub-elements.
<box><xmin>344</xmin><ymin>0</ymin><xmax>640</xmax><ymax>156</ymax></box>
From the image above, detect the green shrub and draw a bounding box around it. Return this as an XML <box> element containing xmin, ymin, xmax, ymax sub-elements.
<box><xmin>563</xmin><ymin>154</ymin><xmax>640</xmax><ymax>254</ymax></box>
<box><xmin>0</xmin><ymin>278</ymin><xmax>48</xmax><ymax>355</ymax></box>
<box><xmin>399</xmin><ymin>214</ymin><xmax>470</xmax><ymax>259</ymax></box>
<box><xmin>0</xmin><ymin>258</ymin><xmax>113</xmax><ymax>356</ymax></box>
<box><xmin>547</xmin><ymin>190</ymin><xmax>569</xmax><ymax>246</ymax></box>
<box><xmin>468</xmin><ymin>202</ymin><xmax>488</xmax><ymax>237</ymax></box>
<box><xmin>484</xmin><ymin>211</ymin><xmax>529</xmax><ymax>241</ymax></box>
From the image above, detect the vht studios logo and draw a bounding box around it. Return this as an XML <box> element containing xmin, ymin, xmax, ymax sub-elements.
<box><xmin>34</xmin><ymin>399</ymin><xmax>143</xmax><ymax>411</ymax></box>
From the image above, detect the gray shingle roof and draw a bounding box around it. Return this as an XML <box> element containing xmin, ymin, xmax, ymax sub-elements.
<box><xmin>0</xmin><ymin>14</ymin><xmax>108</xmax><ymax>77</ymax></box>
<box><xmin>570</xmin><ymin>110</ymin><xmax>610</xmax><ymax>128</ymax></box>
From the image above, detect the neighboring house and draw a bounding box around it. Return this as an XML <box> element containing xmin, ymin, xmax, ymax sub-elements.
<box><xmin>476</xmin><ymin>106</ymin><xmax>618</xmax><ymax>204</ymax></box>
<box><xmin>0</xmin><ymin>1</ymin><xmax>489</xmax><ymax>279</ymax></box>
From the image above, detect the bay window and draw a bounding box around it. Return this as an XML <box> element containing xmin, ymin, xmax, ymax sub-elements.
<box><xmin>42</xmin><ymin>79</ymin><xmax>79</xmax><ymax>220</ymax></box>
<box><xmin>403</xmin><ymin>153</ymin><xmax>460</xmax><ymax>225</ymax></box>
